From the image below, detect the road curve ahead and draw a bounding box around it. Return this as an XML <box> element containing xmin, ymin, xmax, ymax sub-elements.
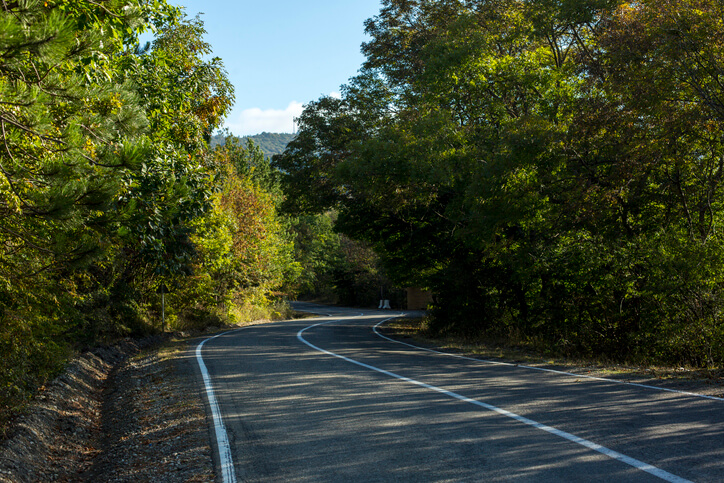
<box><xmin>196</xmin><ymin>302</ymin><xmax>724</xmax><ymax>482</ymax></box>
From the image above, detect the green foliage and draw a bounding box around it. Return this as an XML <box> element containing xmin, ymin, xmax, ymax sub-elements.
<box><xmin>164</xmin><ymin>135</ymin><xmax>300</xmax><ymax>329</ymax></box>
<box><xmin>221</xmin><ymin>135</ymin><xmax>284</xmax><ymax>201</ymax></box>
<box><xmin>289</xmin><ymin>213</ymin><xmax>341</xmax><ymax>298</ymax></box>
<box><xmin>288</xmin><ymin>212</ymin><xmax>402</xmax><ymax>307</ymax></box>
<box><xmin>279</xmin><ymin>0</ymin><xmax>724</xmax><ymax>367</ymax></box>
<box><xmin>106</xmin><ymin>12</ymin><xmax>235</xmax><ymax>298</ymax></box>
<box><xmin>272</xmin><ymin>95</ymin><xmax>373</xmax><ymax>215</ymax></box>
<box><xmin>213</xmin><ymin>132</ymin><xmax>296</xmax><ymax>158</ymax></box>
<box><xmin>0</xmin><ymin>311</ymin><xmax>71</xmax><ymax>432</ymax></box>
<box><xmin>0</xmin><ymin>0</ymin><xmax>147</xmax><ymax>287</ymax></box>
<box><xmin>0</xmin><ymin>0</ymin><xmax>164</xmax><ymax>429</ymax></box>
<box><xmin>0</xmin><ymin>1</ymin><xmax>273</xmax><ymax>431</ymax></box>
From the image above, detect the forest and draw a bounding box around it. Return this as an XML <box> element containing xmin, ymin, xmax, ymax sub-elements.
<box><xmin>0</xmin><ymin>0</ymin><xmax>385</xmax><ymax>428</ymax></box>
<box><xmin>2</xmin><ymin>0</ymin><xmax>724</xmax><ymax>431</ymax></box>
<box><xmin>211</xmin><ymin>132</ymin><xmax>296</xmax><ymax>157</ymax></box>
<box><xmin>274</xmin><ymin>0</ymin><xmax>724</xmax><ymax>368</ymax></box>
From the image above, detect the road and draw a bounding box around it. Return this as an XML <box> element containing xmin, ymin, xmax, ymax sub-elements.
<box><xmin>195</xmin><ymin>302</ymin><xmax>724</xmax><ymax>482</ymax></box>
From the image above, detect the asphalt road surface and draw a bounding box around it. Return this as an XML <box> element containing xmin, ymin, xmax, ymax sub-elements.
<box><xmin>195</xmin><ymin>302</ymin><xmax>724</xmax><ymax>482</ymax></box>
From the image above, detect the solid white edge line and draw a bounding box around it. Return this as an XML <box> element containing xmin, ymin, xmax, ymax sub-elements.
<box><xmin>194</xmin><ymin>313</ymin><xmax>343</xmax><ymax>483</ymax></box>
<box><xmin>197</xmin><ymin>331</ymin><xmax>238</xmax><ymax>483</ymax></box>
<box><xmin>298</xmin><ymin>317</ymin><xmax>692</xmax><ymax>483</ymax></box>
<box><xmin>372</xmin><ymin>318</ymin><xmax>724</xmax><ymax>402</ymax></box>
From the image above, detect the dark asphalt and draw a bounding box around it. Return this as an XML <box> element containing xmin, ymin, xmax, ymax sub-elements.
<box><xmin>196</xmin><ymin>302</ymin><xmax>724</xmax><ymax>482</ymax></box>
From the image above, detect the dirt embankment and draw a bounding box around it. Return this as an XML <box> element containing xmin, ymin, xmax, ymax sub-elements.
<box><xmin>0</xmin><ymin>335</ymin><xmax>215</xmax><ymax>482</ymax></box>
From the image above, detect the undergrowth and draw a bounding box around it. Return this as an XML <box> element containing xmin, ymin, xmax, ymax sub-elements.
<box><xmin>387</xmin><ymin>317</ymin><xmax>724</xmax><ymax>380</ymax></box>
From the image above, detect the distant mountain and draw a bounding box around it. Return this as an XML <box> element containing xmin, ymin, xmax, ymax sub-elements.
<box><xmin>211</xmin><ymin>132</ymin><xmax>296</xmax><ymax>158</ymax></box>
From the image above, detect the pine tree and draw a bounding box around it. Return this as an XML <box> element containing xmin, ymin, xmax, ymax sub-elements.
<box><xmin>0</xmin><ymin>0</ymin><xmax>151</xmax><ymax>424</ymax></box>
<box><xmin>0</xmin><ymin>0</ymin><xmax>148</xmax><ymax>293</ymax></box>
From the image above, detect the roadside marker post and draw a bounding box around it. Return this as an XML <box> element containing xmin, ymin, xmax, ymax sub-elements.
<box><xmin>156</xmin><ymin>284</ymin><xmax>170</xmax><ymax>331</ymax></box>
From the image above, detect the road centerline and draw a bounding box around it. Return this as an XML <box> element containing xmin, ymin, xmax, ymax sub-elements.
<box><xmin>297</xmin><ymin>317</ymin><xmax>692</xmax><ymax>483</ymax></box>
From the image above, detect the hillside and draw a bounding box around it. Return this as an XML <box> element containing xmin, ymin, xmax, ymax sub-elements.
<box><xmin>211</xmin><ymin>132</ymin><xmax>295</xmax><ymax>157</ymax></box>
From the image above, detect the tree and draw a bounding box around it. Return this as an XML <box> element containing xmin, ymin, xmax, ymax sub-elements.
<box><xmin>110</xmin><ymin>14</ymin><xmax>234</xmax><ymax>285</ymax></box>
<box><xmin>170</xmin><ymin>135</ymin><xmax>299</xmax><ymax>324</ymax></box>
<box><xmin>0</xmin><ymin>0</ymin><xmax>149</xmax><ymax>293</ymax></box>
<box><xmin>0</xmin><ymin>0</ymin><xmax>176</xmax><ymax>426</ymax></box>
<box><xmin>272</xmin><ymin>95</ymin><xmax>362</xmax><ymax>215</ymax></box>
<box><xmin>279</xmin><ymin>0</ymin><xmax>724</xmax><ymax>365</ymax></box>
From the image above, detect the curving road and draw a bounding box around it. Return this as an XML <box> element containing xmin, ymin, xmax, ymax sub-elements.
<box><xmin>195</xmin><ymin>302</ymin><xmax>724</xmax><ymax>482</ymax></box>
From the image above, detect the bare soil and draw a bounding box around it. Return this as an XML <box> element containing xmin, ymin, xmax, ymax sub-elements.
<box><xmin>0</xmin><ymin>335</ymin><xmax>215</xmax><ymax>482</ymax></box>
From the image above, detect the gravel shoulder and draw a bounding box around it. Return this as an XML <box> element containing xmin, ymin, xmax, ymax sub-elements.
<box><xmin>81</xmin><ymin>338</ymin><xmax>215</xmax><ymax>482</ymax></box>
<box><xmin>0</xmin><ymin>334</ymin><xmax>217</xmax><ymax>482</ymax></box>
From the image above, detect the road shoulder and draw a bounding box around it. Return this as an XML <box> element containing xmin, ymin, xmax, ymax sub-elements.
<box><xmin>380</xmin><ymin>318</ymin><xmax>724</xmax><ymax>400</ymax></box>
<box><xmin>0</xmin><ymin>336</ymin><xmax>216</xmax><ymax>482</ymax></box>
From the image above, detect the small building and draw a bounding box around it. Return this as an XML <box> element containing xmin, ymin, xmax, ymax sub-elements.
<box><xmin>406</xmin><ymin>287</ymin><xmax>433</xmax><ymax>310</ymax></box>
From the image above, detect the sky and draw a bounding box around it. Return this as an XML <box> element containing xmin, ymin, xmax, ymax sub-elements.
<box><xmin>171</xmin><ymin>0</ymin><xmax>383</xmax><ymax>136</ymax></box>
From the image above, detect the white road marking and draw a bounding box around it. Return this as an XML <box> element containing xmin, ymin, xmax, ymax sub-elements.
<box><xmin>372</xmin><ymin>318</ymin><xmax>724</xmax><ymax>402</ymax></box>
<box><xmin>298</xmin><ymin>317</ymin><xmax>692</xmax><ymax>483</ymax></box>
<box><xmin>197</xmin><ymin>331</ymin><xmax>238</xmax><ymax>483</ymax></box>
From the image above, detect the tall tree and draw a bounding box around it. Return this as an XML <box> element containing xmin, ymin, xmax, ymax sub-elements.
<box><xmin>279</xmin><ymin>0</ymin><xmax>724</xmax><ymax>365</ymax></box>
<box><xmin>0</xmin><ymin>0</ymin><xmax>177</xmax><ymax>425</ymax></box>
<box><xmin>0</xmin><ymin>0</ymin><xmax>149</xmax><ymax>296</ymax></box>
<box><xmin>113</xmin><ymin>14</ymin><xmax>234</xmax><ymax>282</ymax></box>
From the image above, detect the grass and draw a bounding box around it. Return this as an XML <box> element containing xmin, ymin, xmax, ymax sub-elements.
<box><xmin>384</xmin><ymin>317</ymin><xmax>724</xmax><ymax>387</ymax></box>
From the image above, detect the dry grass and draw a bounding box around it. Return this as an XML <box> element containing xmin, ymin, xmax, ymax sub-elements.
<box><xmin>384</xmin><ymin>317</ymin><xmax>724</xmax><ymax>395</ymax></box>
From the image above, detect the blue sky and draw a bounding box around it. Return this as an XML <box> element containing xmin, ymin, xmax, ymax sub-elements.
<box><xmin>172</xmin><ymin>0</ymin><xmax>383</xmax><ymax>136</ymax></box>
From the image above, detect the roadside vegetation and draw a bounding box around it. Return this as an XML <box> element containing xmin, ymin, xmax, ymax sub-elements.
<box><xmin>0</xmin><ymin>0</ymin><xmax>300</xmax><ymax>432</ymax></box>
<box><xmin>386</xmin><ymin>318</ymin><xmax>724</xmax><ymax>388</ymax></box>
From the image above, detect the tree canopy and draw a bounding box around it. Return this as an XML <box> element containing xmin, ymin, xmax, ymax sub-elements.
<box><xmin>275</xmin><ymin>0</ymin><xmax>724</xmax><ymax>367</ymax></box>
<box><xmin>0</xmin><ymin>0</ymin><xmax>298</xmax><ymax>429</ymax></box>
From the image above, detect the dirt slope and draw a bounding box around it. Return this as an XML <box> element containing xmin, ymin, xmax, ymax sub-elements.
<box><xmin>0</xmin><ymin>336</ymin><xmax>215</xmax><ymax>482</ymax></box>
